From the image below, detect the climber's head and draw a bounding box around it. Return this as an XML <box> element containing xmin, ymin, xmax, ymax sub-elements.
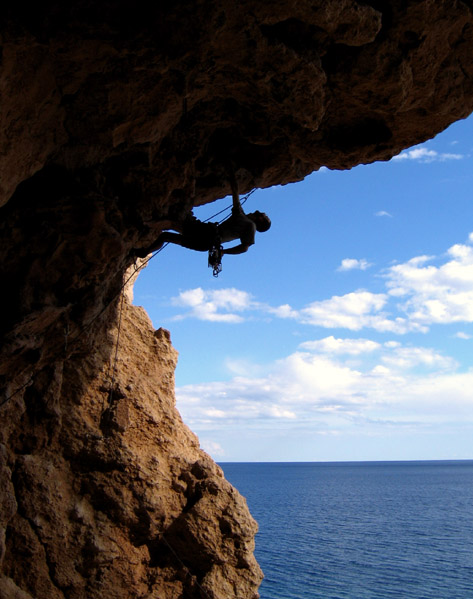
<box><xmin>248</xmin><ymin>211</ymin><xmax>271</xmax><ymax>232</ymax></box>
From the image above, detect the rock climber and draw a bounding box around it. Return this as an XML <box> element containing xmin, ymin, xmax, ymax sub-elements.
<box><xmin>134</xmin><ymin>175</ymin><xmax>271</xmax><ymax>259</ymax></box>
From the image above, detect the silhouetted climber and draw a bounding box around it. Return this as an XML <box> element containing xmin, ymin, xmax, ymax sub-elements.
<box><xmin>135</xmin><ymin>175</ymin><xmax>271</xmax><ymax>267</ymax></box>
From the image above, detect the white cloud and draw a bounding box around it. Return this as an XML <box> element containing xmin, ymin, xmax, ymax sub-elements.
<box><xmin>299</xmin><ymin>336</ymin><xmax>380</xmax><ymax>355</ymax></box>
<box><xmin>392</xmin><ymin>146</ymin><xmax>464</xmax><ymax>162</ymax></box>
<box><xmin>385</xmin><ymin>239</ymin><xmax>473</xmax><ymax>326</ymax></box>
<box><xmin>297</xmin><ymin>339</ymin><xmax>457</xmax><ymax>375</ymax></box>
<box><xmin>203</xmin><ymin>408</ymin><xmax>226</xmax><ymax>418</ymax></box>
<box><xmin>302</xmin><ymin>290</ymin><xmax>386</xmax><ymax>322</ymax></box>
<box><xmin>169</xmin><ymin>230</ymin><xmax>473</xmax><ymax>460</ymax></box>
<box><xmin>177</xmin><ymin>353</ymin><xmax>364</xmax><ymax>430</ymax></box>
<box><xmin>268</xmin><ymin>303</ymin><xmax>299</xmax><ymax>319</ymax></box>
<box><xmin>338</xmin><ymin>258</ymin><xmax>372</xmax><ymax>272</ymax></box>
<box><xmin>176</xmin><ymin>340</ymin><xmax>472</xmax><ymax>435</ymax></box>
<box><xmin>375</xmin><ymin>211</ymin><xmax>393</xmax><ymax>218</ymax></box>
<box><xmin>380</xmin><ymin>346</ymin><xmax>457</xmax><ymax>372</ymax></box>
<box><xmin>297</xmin><ymin>290</ymin><xmax>414</xmax><ymax>333</ymax></box>
<box><xmin>168</xmin><ymin>233</ymin><xmax>473</xmax><ymax>334</ymax></box>
<box><xmin>171</xmin><ymin>287</ymin><xmax>418</xmax><ymax>333</ymax></box>
<box><xmin>171</xmin><ymin>287</ymin><xmax>255</xmax><ymax>322</ymax></box>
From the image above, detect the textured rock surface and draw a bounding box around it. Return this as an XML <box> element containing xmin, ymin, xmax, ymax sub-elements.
<box><xmin>1</xmin><ymin>291</ymin><xmax>261</xmax><ymax>598</ymax></box>
<box><xmin>1</xmin><ymin>1</ymin><xmax>473</xmax><ymax>597</ymax></box>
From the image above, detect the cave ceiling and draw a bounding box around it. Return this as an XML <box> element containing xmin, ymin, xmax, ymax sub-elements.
<box><xmin>1</xmin><ymin>0</ymin><xmax>473</xmax><ymax>399</ymax></box>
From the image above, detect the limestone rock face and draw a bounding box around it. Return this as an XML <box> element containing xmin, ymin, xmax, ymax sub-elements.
<box><xmin>1</xmin><ymin>295</ymin><xmax>262</xmax><ymax>598</ymax></box>
<box><xmin>1</xmin><ymin>2</ymin><xmax>473</xmax><ymax>598</ymax></box>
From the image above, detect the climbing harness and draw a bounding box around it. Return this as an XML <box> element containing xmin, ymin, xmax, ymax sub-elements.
<box><xmin>205</xmin><ymin>188</ymin><xmax>255</xmax><ymax>277</ymax></box>
<box><xmin>208</xmin><ymin>242</ymin><xmax>223</xmax><ymax>277</ymax></box>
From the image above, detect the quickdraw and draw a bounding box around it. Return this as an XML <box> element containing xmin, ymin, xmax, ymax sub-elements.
<box><xmin>208</xmin><ymin>244</ymin><xmax>223</xmax><ymax>277</ymax></box>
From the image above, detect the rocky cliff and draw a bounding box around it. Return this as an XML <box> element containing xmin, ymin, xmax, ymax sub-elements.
<box><xmin>1</xmin><ymin>2</ymin><xmax>473</xmax><ymax>598</ymax></box>
<box><xmin>1</xmin><ymin>281</ymin><xmax>261</xmax><ymax>598</ymax></box>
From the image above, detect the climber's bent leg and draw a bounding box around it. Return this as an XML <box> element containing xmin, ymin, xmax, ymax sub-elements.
<box><xmin>134</xmin><ymin>219</ymin><xmax>219</xmax><ymax>257</ymax></box>
<box><xmin>134</xmin><ymin>232</ymin><xmax>181</xmax><ymax>257</ymax></box>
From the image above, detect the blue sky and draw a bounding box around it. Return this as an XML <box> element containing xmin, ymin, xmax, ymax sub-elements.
<box><xmin>134</xmin><ymin>113</ymin><xmax>473</xmax><ymax>462</ymax></box>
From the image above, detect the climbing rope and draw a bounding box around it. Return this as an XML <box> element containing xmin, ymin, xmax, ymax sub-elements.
<box><xmin>102</xmin><ymin>287</ymin><xmax>126</xmax><ymax>415</ymax></box>
<box><xmin>1</xmin><ymin>187</ymin><xmax>258</xmax><ymax>408</ymax></box>
<box><xmin>0</xmin><ymin>248</ymin><xmax>163</xmax><ymax>409</ymax></box>
<box><xmin>204</xmin><ymin>188</ymin><xmax>256</xmax><ymax>225</ymax></box>
<box><xmin>0</xmin><ymin>187</ymin><xmax>257</xmax><ymax>599</ymax></box>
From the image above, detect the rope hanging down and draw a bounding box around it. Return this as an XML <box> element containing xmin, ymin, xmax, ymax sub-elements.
<box><xmin>1</xmin><ymin>188</ymin><xmax>257</xmax><ymax>408</ymax></box>
<box><xmin>0</xmin><ymin>247</ymin><xmax>163</xmax><ymax>409</ymax></box>
<box><xmin>101</xmin><ymin>287</ymin><xmax>126</xmax><ymax>420</ymax></box>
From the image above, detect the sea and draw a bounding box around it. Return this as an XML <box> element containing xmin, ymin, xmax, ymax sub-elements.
<box><xmin>220</xmin><ymin>461</ymin><xmax>473</xmax><ymax>599</ymax></box>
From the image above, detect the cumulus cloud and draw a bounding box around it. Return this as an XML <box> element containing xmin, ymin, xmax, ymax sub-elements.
<box><xmin>176</xmin><ymin>339</ymin><xmax>471</xmax><ymax>434</ymax></box>
<box><xmin>297</xmin><ymin>291</ymin><xmax>415</xmax><ymax>333</ymax></box>
<box><xmin>385</xmin><ymin>238</ymin><xmax>473</xmax><ymax>326</ymax></box>
<box><xmin>299</xmin><ymin>337</ymin><xmax>456</xmax><ymax>371</ymax></box>
<box><xmin>380</xmin><ymin>346</ymin><xmax>457</xmax><ymax>372</ymax></box>
<box><xmin>392</xmin><ymin>146</ymin><xmax>464</xmax><ymax>162</ymax></box>
<box><xmin>337</xmin><ymin>258</ymin><xmax>372</xmax><ymax>271</ymax></box>
<box><xmin>375</xmin><ymin>211</ymin><xmax>393</xmax><ymax>218</ymax></box>
<box><xmin>268</xmin><ymin>303</ymin><xmax>299</xmax><ymax>319</ymax></box>
<box><xmin>171</xmin><ymin>287</ymin><xmax>255</xmax><ymax>322</ymax></box>
<box><xmin>169</xmin><ymin>231</ymin><xmax>473</xmax><ymax>459</ymax></box>
<box><xmin>177</xmin><ymin>353</ymin><xmax>363</xmax><ymax>429</ymax></box>
<box><xmin>172</xmin><ymin>287</ymin><xmax>418</xmax><ymax>333</ymax></box>
<box><xmin>169</xmin><ymin>233</ymin><xmax>473</xmax><ymax>334</ymax></box>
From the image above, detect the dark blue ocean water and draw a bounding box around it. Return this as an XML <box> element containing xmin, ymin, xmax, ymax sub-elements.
<box><xmin>220</xmin><ymin>461</ymin><xmax>473</xmax><ymax>599</ymax></box>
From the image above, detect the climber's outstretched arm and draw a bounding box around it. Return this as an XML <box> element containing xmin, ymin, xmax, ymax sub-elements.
<box><xmin>222</xmin><ymin>242</ymin><xmax>253</xmax><ymax>255</ymax></box>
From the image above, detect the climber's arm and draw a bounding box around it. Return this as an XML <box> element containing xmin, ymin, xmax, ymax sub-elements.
<box><xmin>228</xmin><ymin>169</ymin><xmax>243</xmax><ymax>212</ymax></box>
<box><xmin>222</xmin><ymin>241</ymin><xmax>253</xmax><ymax>255</ymax></box>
